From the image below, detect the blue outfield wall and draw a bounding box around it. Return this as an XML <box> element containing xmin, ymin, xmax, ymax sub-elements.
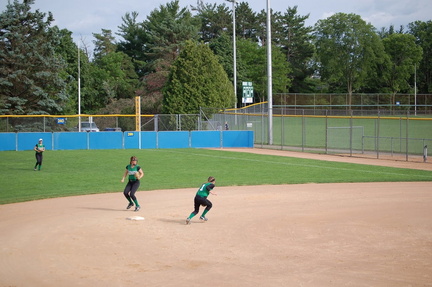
<box><xmin>0</xmin><ymin>130</ymin><xmax>254</xmax><ymax>151</ymax></box>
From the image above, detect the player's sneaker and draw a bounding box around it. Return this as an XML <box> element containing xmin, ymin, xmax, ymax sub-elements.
<box><xmin>126</xmin><ymin>203</ymin><xmax>134</xmax><ymax>209</ymax></box>
<box><xmin>199</xmin><ymin>216</ymin><xmax>208</xmax><ymax>221</ymax></box>
<box><xmin>186</xmin><ymin>218</ymin><xmax>191</xmax><ymax>225</ymax></box>
<box><xmin>134</xmin><ymin>206</ymin><xmax>140</xmax><ymax>212</ymax></box>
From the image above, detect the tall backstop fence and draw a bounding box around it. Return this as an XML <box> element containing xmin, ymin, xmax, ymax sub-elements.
<box><xmin>213</xmin><ymin>101</ymin><xmax>432</xmax><ymax>163</ymax></box>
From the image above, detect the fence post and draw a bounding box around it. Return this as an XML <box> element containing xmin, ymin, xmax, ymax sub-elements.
<box><xmin>325</xmin><ymin>110</ymin><xmax>328</xmax><ymax>154</ymax></box>
<box><xmin>349</xmin><ymin>109</ymin><xmax>353</xmax><ymax>156</ymax></box>
<box><xmin>281</xmin><ymin>105</ymin><xmax>284</xmax><ymax>150</ymax></box>
<box><xmin>406</xmin><ymin>111</ymin><xmax>409</xmax><ymax>161</ymax></box>
<box><xmin>302</xmin><ymin>109</ymin><xmax>305</xmax><ymax>152</ymax></box>
<box><xmin>376</xmin><ymin>111</ymin><xmax>380</xmax><ymax>159</ymax></box>
<box><xmin>424</xmin><ymin>145</ymin><xmax>428</xmax><ymax>162</ymax></box>
<box><xmin>155</xmin><ymin>115</ymin><xmax>158</xmax><ymax>132</ymax></box>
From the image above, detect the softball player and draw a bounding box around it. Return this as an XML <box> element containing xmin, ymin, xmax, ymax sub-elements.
<box><xmin>186</xmin><ymin>176</ymin><xmax>217</xmax><ymax>224</ymax></box>
<box><xmin>33</xmin><ymin>138</ymin><xmax>45</xmax><ymax>171</ymax></box>
<box><xmin>121</xmin><ymin>156</ymin><xmax>144</xmax><ymax>212</ymax></box>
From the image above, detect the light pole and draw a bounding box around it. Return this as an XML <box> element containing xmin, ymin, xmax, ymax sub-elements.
<box><xmin>225</xmin><ymin>0</ymin><xmax>237</xmax><ymax>109</ymax></box>
<box><xmin>266</xmin><ymin>0</ymin><xmax>273</xmax><ymax>144</ymax></box>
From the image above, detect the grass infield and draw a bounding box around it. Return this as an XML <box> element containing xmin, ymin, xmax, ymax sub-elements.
<box><xmin>1</xmin><ymin>148</ymin><xmax>431</xmax><ymax>204</ymax></box>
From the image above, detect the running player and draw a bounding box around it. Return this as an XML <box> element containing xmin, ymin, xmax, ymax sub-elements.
<box><xmin>186</xmin><ymin>176</ymin><xmax>217</xmax><ymax>224</ymax></box>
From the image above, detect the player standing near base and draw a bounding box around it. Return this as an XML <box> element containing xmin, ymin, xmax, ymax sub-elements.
<box><xmin>186</xmin><ymin>176</ymin><xmax>217</xmax><ymax>224</ymax></box>
<box><xmin>121</xmin><ymin>156</ymin><xmax>144</xmax><ymax>212</ymax></box>
<box><xmin>33</xmin><ymin>138</ymin><xmax>45</xmax><ymax>171</ymax></box>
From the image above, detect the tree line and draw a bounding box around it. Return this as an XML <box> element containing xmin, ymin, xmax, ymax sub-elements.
<box><xmin>1</xmin><ymin>0</ymin><xmax>431</xmax><ymax>115</ymax></box>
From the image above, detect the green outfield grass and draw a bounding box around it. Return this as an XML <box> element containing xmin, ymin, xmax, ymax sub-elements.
<box><xmin>1</xmin><ymin>148</ymin><xmax>431</xmax><ymax>204</ymax></box>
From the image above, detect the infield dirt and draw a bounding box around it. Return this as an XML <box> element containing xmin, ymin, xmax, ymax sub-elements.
<box><xmin>1</xmin><ymin>149</ymin><xmax>431</xmax><ymax>287</ymax></box>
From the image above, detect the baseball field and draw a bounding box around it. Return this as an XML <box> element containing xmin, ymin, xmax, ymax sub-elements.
<box><xmin>0</xmin><ymin>148</ymin><xmax>431</xmax><ymax>286</ymax></box>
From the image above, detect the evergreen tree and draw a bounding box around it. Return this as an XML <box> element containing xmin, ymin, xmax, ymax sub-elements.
<box><xmin>136</xmin><ymin>0</ymin><xmax>200</xmax><ymax>114</ymax></box>
<box><xmin>276</xmin><ymin>6</ymin><xmax>315</xmax><ymax>93</ymax></box>
<box><xmin>236</xmin><ymin>2</ymin><xmax>259</xmax><ymax>41</ymax></box>
<box><xmin>116</xmin><ymin>11</ymin><xmax>149</xmax><ymax>77</ymax></box>
<box><xmin>163</xmin><ymin>40</ymin><xmax>235</xmax><ymax>115</ymax></box>
<box><xmin>0</xmin><ymin>0</ymin><xmax>67</xmax><ymax>115</ymax></box>
<box><xmin>144</xmin><ymin>0</ymin><xmax>199</xmax><ymax>66</ymax></box>
<box><xmin>193</xmin><ymin>1</ymin><xmax>231</xmax><ymax>43</ymax></box>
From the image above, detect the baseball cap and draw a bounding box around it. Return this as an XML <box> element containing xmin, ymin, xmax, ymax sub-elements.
<box><xmin>39</xmin><ymin>138</ymin><xmax>43</xmax><ymax>141</ymax></box>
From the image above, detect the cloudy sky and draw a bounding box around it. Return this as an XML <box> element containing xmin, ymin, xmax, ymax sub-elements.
<box><xmin>2</xmin><ymin>0</ymin><xmax>431</xmax><ymax>47</ymax></box>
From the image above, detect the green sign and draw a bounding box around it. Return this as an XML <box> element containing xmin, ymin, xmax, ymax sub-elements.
<box><xmin>242</xmin><ymin>82</ymin><xmax>253</xmax><ymax>104</ymax></box>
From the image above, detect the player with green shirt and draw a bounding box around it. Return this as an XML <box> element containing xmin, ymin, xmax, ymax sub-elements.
<box><xmin>121</xmin><ymin>156</ymin><xmax>144</xmax><ymax>212</ymax></box>
<box><xmin>186</xmin><ymin>176</ymin><xmax>217</xmax><ymax>224</ymax></box>
<box><xmin>33</xmin><ymin>138</ymin><xmax>45</xmax><ymax>171</ymax></box>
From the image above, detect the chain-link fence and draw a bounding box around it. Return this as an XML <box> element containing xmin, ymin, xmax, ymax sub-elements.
<box><xmin>0</xmin><ymin>114</ymin><xmax>220</xmax><ymax>133</ymax></box>
<box><xmin>272</xmin><ymin>93</ymin><xmax>432</xmax><ymax>115</ymax></box>
<box><xmin>213</xmin><ymin>102</ymin><xmax>432</xmax><ymax>162</ymax></box>
<box><xmin>2</xmin><ymin>92</ymin><xmax>432</xmax><ymax>162</ymax></box>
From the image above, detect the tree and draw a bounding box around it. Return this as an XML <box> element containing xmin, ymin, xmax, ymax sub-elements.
<box><xmin>209</xmin><ymin>33</ymin><xmax>238</xmax><ymax>98</ymax></box>
<box><xmin>144</xmin><ymin>0</ymin><xmax>199</xmax><ymax>65</ymax></box>
<box><xmin>381</xmin><ymin>33</ymin><xmax>423</xmax><ymax>98</ymax></box>
<box><xmin>237</xmin><ymin>38</ymin><xmax>291</xmax><ymax>102</ymax></box>
<box><xmin>51</xmin><ymin>27</ymin><xmax>85</xmax><ymax>114</ymax></box>
<box><xmin>0</xmin><ymin>0</ymin><xmax>67</xmax><ymax>115</ymax></box>
<box><xmin>314</xmin><ymin>13</ymin><xmax>386</xmax><ymax>108</ymax></box>
<box><xmin>163</xmin><ymin>40</ymin><xmax>235</xmax><ymax>115</ymax></box>
<box><xmin>93</xmin><ymin>29</ymin><xmax>117</xmax><ymax>60</ymax></box>
<box><xmin>408</xmin><ymin>21</ymin><xmax>432</xmax><ymax>93</ymax></box>
<box><xmin>80</xmin><ymin>29</ymin><xmax>140</xmax><ymax>113</ymax></box>
<box><xmin>235</xmin><ymin>2</ymin><xmax>259</xmax><ymax>41</ymax></box>
<box><xmin>116</xmin><ymin>11</ymin><xmax>149</xmax><ymax>78</ymax></box>
<box><xmin>193</xmin><ymin>1</ymin><xmax>231</xmax><ymax>43</ymax></box>
<box><xmin>275</xmin><ymin>6</ymin><xmax>315</xmax><ymax>92</ymax></box>
<box><xmin>135</xmin><ymin>0</ymin><xmax>200</xmax><ymax>113</ymax></box>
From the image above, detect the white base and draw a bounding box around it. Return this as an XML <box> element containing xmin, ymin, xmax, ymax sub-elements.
<box><xmin>127</xmin><ymin>216</ymin><xmax>145</xmax><ymax>221</ymax></box>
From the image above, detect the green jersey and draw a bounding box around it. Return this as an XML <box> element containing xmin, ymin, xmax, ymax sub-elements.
<box><xmin>126</xmin><ymin>164</ymin><xmax>141</xmax><ymax>181</ymax></box>
<box><xmin>35</xmin><ymin>143</ymin><xmax>45</xmax><ymax>153</ymax></box>
<box><xmin>196</xmin><ymin>182</ymin><xmax>215</xmax><ymax>197</ymax></box>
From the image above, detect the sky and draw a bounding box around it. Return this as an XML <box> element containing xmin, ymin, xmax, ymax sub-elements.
<box><xmin>2</xmin><ymin>0</ymin><xmax>431</xmax><ymax>48</ymax></box>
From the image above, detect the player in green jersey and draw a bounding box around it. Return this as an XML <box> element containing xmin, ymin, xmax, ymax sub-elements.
<box><xmin>186</xmin><ymin>176</ymin><xmax>217</xmax><ymax>224</ymax></box>
<box><xmin>121</xmin><ymin>156</ymin><xmax>144</xmax><ymax>212</ymax></box>
<box><xmin>33</xmin><ymin>139</ymin><xmax>45</xmax><ymax>171</ymax></box>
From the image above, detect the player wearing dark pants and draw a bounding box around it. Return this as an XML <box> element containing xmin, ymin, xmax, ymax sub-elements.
<box><xmin>33</xmin><ymin>138</ymin><xmax>45</xmax><ymax>171</ymax></box>
<box><xmin>123</xmin><ymin>180</ymin><xmax>140</xmax><ymax>209</ymax></box>
<box><xmin>193</xmin><ymin>195</ymin><xmax>213</xmax><ymax>216</ymax></box>
<box><xmin>121</xmin><ymin>156</ymin><xmax>144</xmax><ymax>212</ymax></box>
<box><xmin>186</xmin><ymin>176</ymin><xmax>217</xmax><ymax>224</ymax></box>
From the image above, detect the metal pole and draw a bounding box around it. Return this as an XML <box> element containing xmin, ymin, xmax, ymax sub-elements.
<box><xmin>232</xmin><ymin>0</ymin><xmax>237</xmax><ymax>109</ymax></box>
<box><xmin>224</xmin><ymin>0</ymin><xmax>237</xmax><ymax>109</ymax></box>
<box><xmin>78</xmin><ymin>45</ymin><xmax>81</xmax><ymax>132</ymax></box>
<box><xmin>267</xmin><ymin>0</ymin><xmax>273</xmax><ymax>145</ymax></box>
<box><xmin>414</xmin><ymin>63</ymin><xmax>417</xmax><ymax>116</ymax></box>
